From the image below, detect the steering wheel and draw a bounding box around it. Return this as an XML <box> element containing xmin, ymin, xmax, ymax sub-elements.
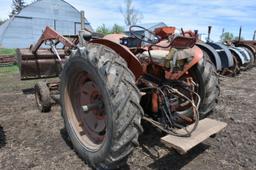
<box><xmin>129</xmin><ymin>25</ymin><xmax>160</xmax><ymax>45</ymax></box>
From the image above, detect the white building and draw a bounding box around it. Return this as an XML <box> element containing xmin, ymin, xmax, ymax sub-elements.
<box><xmin>0</xmin><ymin>0</ymin><xmax>93</xmax><ymax>48</ymax></box>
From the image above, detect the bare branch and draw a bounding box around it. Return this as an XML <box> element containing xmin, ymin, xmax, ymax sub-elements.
<box><xmin>120</xmin><ymin>0</ymin><xmax>143</xmax><ymax>26</ymax></box>
<box><xmin>10</xmin><ymin>0</ymin><xmax>26</xmax><ymax>17</ymax></box>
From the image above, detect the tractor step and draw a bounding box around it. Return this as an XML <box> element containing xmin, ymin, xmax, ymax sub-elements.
<box><xmin>161</xmin><ymin>118</ymin><xmax>227</xmax><ymax>154</ymax></box>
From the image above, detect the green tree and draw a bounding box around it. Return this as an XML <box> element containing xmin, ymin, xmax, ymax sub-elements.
<box><xmin>10</xmin><ymin>0</ymin><xmax>26</xmax><ymax>17</ymax></box>
<box><xmin>111</xmin><ymin>24</ymin><xmax>124</xmax><ymax>33</ymax></box>
<box><xmin>220</xmin><ymin>32</ymin><xmax>234</xmax><ymax>42</ymax></box>
<box><xmin>96</xmin><ymin>24</ymin><xmax>111</xmax><ymax>35</ymax></box>
<box><xmin>120</xmin><ymin>0</ymin><xmax>143</xmax><ymax>26</ymax></box>
<box><xmin>234</xmin><ymin>36</ymin><xmax>244</xmax><ymax>41</ymax></box>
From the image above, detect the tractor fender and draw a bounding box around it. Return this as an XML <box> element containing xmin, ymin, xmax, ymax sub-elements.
<box><xmin>165</xmin><ymin>45</ymin><xmax>203</xmax><ymax>80</ymax></box>
<box><xmin>230</xmin><ymin>47</ymin><xmax>251</xmax><ymax>65</ymax></box>
<box><xmin>234</xmin><ymin>42</ymin><xmax>256</xmax><ymax>54</ymax></box>
<box><xmin>229</xmin><ymin>47</ymin><xmax>248</xmax><ymax>65</ymax></box>
<box><xmin>235</xmin><ymin>44</ymin><xmax>256</xmax><ymax>61</ymax></box>
<box><xmin>237</xmin><ymin>47</ymin><xmax>252</xmax><ymax>63</ymax></box>
<box><xmin>90</xmin><ymin>38</ymin><xmax>143</xmax><ymax>80</ymax></box>
<box><xmin>206</xmin><ymin>42</ymin><xmax>234</xmax><ymax>68</ymax></box>
<box><xmin>196</xmin><ymin>42</ymin><xmax>222</xmax><ymax>71</ymax></box>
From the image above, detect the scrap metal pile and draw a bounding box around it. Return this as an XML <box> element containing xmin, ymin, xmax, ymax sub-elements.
<box><xmin>197</xmin><ymin>26</ymin><xmax>256</xmax><ymax>76</ymax></box>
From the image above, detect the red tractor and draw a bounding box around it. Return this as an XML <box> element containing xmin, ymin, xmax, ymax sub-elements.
<box><xmin>17</xmin><ymin>23</ymin><xmax>222</xmax><ymax>169</ymax></box>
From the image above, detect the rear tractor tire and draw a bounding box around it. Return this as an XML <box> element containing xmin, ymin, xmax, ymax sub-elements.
<box><xmin>178</xmin><ymin>53</ymin><xmax>220</xmax><ymax>119</ymax></box>
<box><xmin>192</xmin><ymin>55</ymin><xmax>220</xmax><ymax>118</ymax></box>
<box><xmin>34</xmin><ymin>81</ymin><xmax>52</xmax><ymax>113</ymax></box>
<box><xmin>60</xmin><ymin>44</ymin><xmax>143</xmax><ymax>169</ymax></box>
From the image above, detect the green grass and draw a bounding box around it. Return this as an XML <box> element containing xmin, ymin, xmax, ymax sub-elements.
<box><xmin>0</xmin><ymin>65</ymin><xmax>37</xmax><ymax>93</ymax></box>
<box><xmin>0</xmin><ymin>65</ymin><xmax>19</xmax><ymax>74</ymax></box>
<box><xmin>0</xmin><ymin>48</ymin><xmax>16</xmax><ymax>56</ymax></box>
<box><xmin>0</xmin><ymin>65</ymin><xmax>60</xmax><ymax>93</ymax></box>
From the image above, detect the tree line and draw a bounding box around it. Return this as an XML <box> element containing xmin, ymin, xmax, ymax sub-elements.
<box><xmin>220</xmin><ymin>32</ymin><xmax>244</xmax><ymax>41</ymax></box>
<box><xmin>96</xmin><ymin>0</ymin><xmax>142</xmax><ymax>35</ymax></box>
<box><xmin>0</xmin><ymin>0</ymin><xmax>27</xmax><ymax>25</ymax></box>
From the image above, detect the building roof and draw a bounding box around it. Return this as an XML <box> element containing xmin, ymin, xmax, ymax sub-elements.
<box><xmin>17</xmin><ymin>0</ymin><xmax>90</xmax><ymax>22</ymax></box>
<box><xmin>0</xmin><ymin>0</ymin><xmax>93</xmax><ymax>48</ymax></box>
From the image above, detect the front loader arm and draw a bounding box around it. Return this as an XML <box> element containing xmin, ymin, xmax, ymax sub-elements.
<box><xmin>31</xmin><ymin>26</ymin><xmax>75</xmax><ymax>54</ymax></box>
<box><xmin>17</xmin><ymin>26</ymin><xmax>76</xmax><ymax>80</ymax></box>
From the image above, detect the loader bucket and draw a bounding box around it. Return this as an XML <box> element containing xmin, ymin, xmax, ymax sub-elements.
<box><xmin>16</xmin><ymin>48</ymin><xmax>66</xmax><ymax>80</ymax></box>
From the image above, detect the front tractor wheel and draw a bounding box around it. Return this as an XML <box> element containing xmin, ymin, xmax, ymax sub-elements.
<box><xmin>34</xmin><ymin>81</ymin><xmax>51</xmax><ymax>112</ymax></box>
<box><xmin>60</xmin><ymin>44</ymin><xmax>143</xmax><ymax>169</ymax></box>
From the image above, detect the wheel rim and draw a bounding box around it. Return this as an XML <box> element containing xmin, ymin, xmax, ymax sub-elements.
<box><xmin>65</xmin><ymin>71</ymin><xmax>107</xmax><ymax>151</ymax></box>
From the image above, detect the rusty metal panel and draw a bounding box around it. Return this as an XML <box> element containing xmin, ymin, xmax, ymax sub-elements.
<box><xmin>233</xmin><ymin>42</ymin><xmax>256</xmax><ymax>64</ymax></box>
<box><xmin>233</xmin><ymin>41</ymin><xmax>256</xmax><ymax>52</ymax></box>
<box><xmin>90</xmin><ymin>39</ymin><xmax>143</xmax><ymax>80</ymax></box>
<box><xmin>16</xmin><ymin>48</ymin><xmax>65</xmax><ymax>80</ymax></box>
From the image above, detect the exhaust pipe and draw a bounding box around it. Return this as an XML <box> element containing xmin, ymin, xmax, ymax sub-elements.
<box><xmin>207</xmin><ymin>26</ymin><xmax>212</xmax><ymax>42</ymax></box>
<box><xmin>238</xmin><ymin>26</ymin><xmax>242</xmax><ymax>41</ymax></box>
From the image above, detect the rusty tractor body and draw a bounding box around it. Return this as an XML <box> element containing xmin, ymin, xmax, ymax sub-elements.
<box><xmin>233</xmin><ymin>40</ymin><xmax>256</xmax><ymax>55</ymax></box>
<box><xmin>233</xmin><ymin>40</ymin><xmax>256</xmax><ymax>64</ymax></box>
<box><xmin>17</xmin><ymin>23</ymin><xmax>223</xmax><ymax>169</ymax></box>
<box><xmin>233</xmin><ymin>26</ymin><xmax>256</xmax><ymax>60</ymax></box>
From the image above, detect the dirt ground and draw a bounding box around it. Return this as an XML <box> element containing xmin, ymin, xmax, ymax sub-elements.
<box><xmin>0</xmin><ymin>67</ymin><xmax>256</xmax><ymax>170</ymax></box>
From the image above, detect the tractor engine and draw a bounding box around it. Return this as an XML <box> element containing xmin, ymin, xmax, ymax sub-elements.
<box><xmin>119</xmin><ymin>26</ymin><xmax>201</xmax><ymax>136</ymax></box>
<box><xmin>135</xmin><ymin>48</ymin><xmax>199</xmax><ymax>135</ymax></box>
<box><xmin>138</xmin><ymin>47</ymin><xmax>194</xmax><ymax>76</ymax></box>
<box><xmin>138</xmin><ymin>70</ymin><xmax>199</xmax><ymax>133</ymax></box>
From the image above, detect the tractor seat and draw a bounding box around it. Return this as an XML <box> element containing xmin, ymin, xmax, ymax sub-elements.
<box><xmin>141</xmin><ymin>50</ymin><xmax>169</xmax><ymax>65</ymax></box>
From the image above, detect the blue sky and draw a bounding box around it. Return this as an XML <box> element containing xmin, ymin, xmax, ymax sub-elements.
<box><xmin>0</xmin><ymin>0</ymin><xmax>255</xmax><ymax>41</ymax></box>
